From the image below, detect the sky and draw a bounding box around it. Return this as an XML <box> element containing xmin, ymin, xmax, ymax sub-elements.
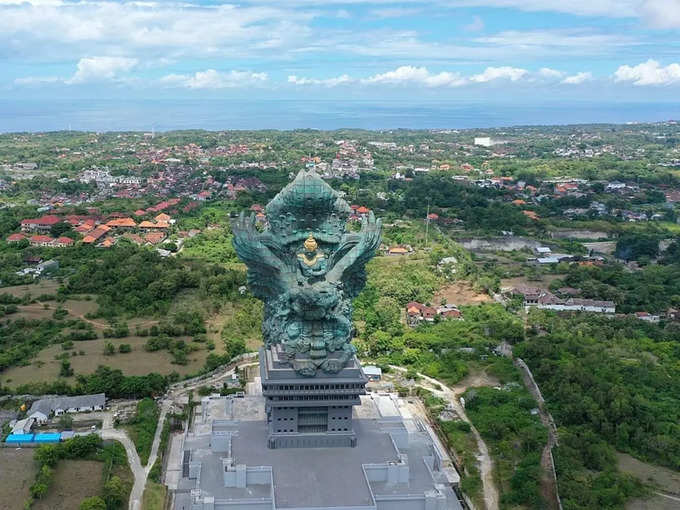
<box><xmin>1</xmin><ymin>0</ymin><xmax>680</xmax><ymax>105</ymax></box>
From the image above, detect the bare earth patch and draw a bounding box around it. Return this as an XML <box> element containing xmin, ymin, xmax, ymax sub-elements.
<box><xmin>500</xmin><ymin>274</ymin><xmax>565</xmax><ymax>290</ymax></box>
<box><xmin>0</xmin><ymin>449</ymin><xmax>36</xmax><ymax>510</ymax></box>
<box><xmin>33</xmin><ymin>460</ymin><xmax>103</xmax><ymax>510</ymax></box>
<box><xmin>434</xmin><ymin>281</ymin><xmax>492</xmax><ymax>306</ymax></box>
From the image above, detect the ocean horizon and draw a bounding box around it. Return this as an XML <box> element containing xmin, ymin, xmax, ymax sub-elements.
<box><xmin>1</xmin><ymin>99</ymin><xmax>678</xmax><ymax>133</ymax></box>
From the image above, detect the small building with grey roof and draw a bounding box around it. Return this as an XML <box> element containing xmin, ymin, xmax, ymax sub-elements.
<box><xmin>28</xmin><ymin>393</ymin><xmax>106</xmax><ymax>418</ymax></box>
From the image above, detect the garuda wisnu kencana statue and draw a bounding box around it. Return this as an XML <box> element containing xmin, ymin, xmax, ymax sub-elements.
<box><xmin>232</xmin><ymin>170</ymin><xmax>381</xmax><ymax>376</ymax></box>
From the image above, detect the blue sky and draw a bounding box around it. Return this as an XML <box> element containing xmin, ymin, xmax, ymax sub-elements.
<box><xmin>1</xmin><ymin>0</ymin><xmax>680</xmax><ymax>102</ymax></box>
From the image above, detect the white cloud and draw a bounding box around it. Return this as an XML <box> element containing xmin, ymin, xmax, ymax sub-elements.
<box><xmin>614</xmin><ymin>59</ymin><xmax>680</xmax><ymax>85</ymax></box>
<box><xmin>639</xmin><ymin>0</ymin><xmax>680</xmax><ymax>28</ymax></box>
<box><xmin>161</xmin><ymin>69</ymin><xmax>268</xmax><ymax>89</ymax></box>
<box><xmin>0</xmin><ymin>1</ymin><xmax>314</xmax><ymax>60</ymax></box>
<box><xmin>464</xmin><ymin>15</ymin><xmax>485</xmax><ymax>32</ymax></box>
<box><xmin>470</xmin><ymin>66</ymin><xmax>527</xmax><ymax>82</ymax></box>
<box><xmin>538</xmin><ymin>67</ymin><xmax>565</xmax><ymax>79</ymax></box>
<box><xmin>474</xmin><ymin>29</ymin><xmax>632</xmax><ymax>52</ymax></box>
<box><xmin>66</xmin><ymin>56</ymin><xmax>138</xmax><ymax>84</ymax></box>
<box><xmin>13</xmin><ymin>76</ymin><xmax>61</xmax><ymax>85</ymax></box>
<box><xmin>241</xmin><ymin>0</ymin><xmax>640</xmax><ymax>18</ymax></box>
<box><xmin>0</xmin><ymin>0</ymin><xmax>64</xmax><ymax>4</ymax></box>
<box><xmin>286</xmin><ymin>66</ymin><xmax>601</xmax><ymax>88</ymax></box>
<box><xmin>361</xmin><ymin>66</ymin><xmax>467</xmax><ymax>87</ymax></box>
<box><xmin>288</xmin><ymin>74</ymin><xmax>353</xmax><ymax>86</ymax></box>
<box><xmin>370</xmin><ymin>7</ymin><xmax>422</xmax><ymax>18</ymax></box>
<box><xmin>561</xmin><ymin>71</ymin><xmax>592</xmax><ymax>84</ymax></box>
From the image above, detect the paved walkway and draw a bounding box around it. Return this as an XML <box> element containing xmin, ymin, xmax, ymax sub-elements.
<box><xmin>100</xmin><ymin>425</ymin><xmax>145</xmax><ymax>510</ymax></box>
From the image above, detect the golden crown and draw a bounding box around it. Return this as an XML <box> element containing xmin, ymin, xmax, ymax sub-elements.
<box><xmin>304</xmin><ymin>233</ymin><xmax>318</xmax><ymax>251</ymax></box>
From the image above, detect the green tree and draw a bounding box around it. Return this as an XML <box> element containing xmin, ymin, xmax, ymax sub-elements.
<box><xmin>35</xmin><ymin>444</ymin><xmax>59</xmax><ymax>467</ymax></box>
<box><xmin>79</xmin><ymin>496</ymin><xmax>107</xmax><ymax>510</ymax></box>
<box><xmin>50</xmin><ymin>221</ymin><xmax>73</xmax><ymax>237</ymax></box>
<box><xmin>60</xmin><ymin>359</ymin><xmax>74</xmax><ymax>377</ymax></box>
<box><xmin>102</xmin><ymin>476</ymin><xmax>127</xmax><ymax>510</ymax></box>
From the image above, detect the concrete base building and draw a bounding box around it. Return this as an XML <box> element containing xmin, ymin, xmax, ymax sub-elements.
<box><xmin>260</xmin><ymin>346</ymin><xmax>367</xmax><ymax>449</ymax></box>
<box><xmin>173</xmin><ymin>352</ymin><xmax>462</xmax><ymax>510</ymax></box>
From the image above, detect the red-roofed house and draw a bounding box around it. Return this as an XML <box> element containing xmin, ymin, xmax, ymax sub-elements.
<box><xmin>134</xmin><ymin>209</ymin><xmax>147</xmax><ymax>217</ymax></box>
<box><xmin>29</xmin><ymin>235</ymin><xmax>54</xmax><ymax>247</ymax></box>
<box><xmin>106</xmin><ymin>218</ymin><xmax>136</xmax><ymax>229</ymax></box>
<box><xmin>21</xmin><ymin>215</ymin><xmax>61</xmax><ymax>233</ymax></box>
<box><xmin>82</xmin><ymin>227</ymin><xmax>109</xmax><ymax>244</ymax></box>
<box><xmin>7</xmin><ymin>233</ymin><xmax>26</xmax><ymax>243</ymax></box>
<box><xmin>144</xmin><ymin>232</ymin><xmax>166</xmax><ymax>245</ymax></box>
<box><xmin>75</xmin><ymin>224</ymin><xmax>94</xmax><ymax>234</ymax></box>
<box><xmin>53</xmin><ymin>237</ymin><xmax>74</xmax><ymax>248</ymax></box>
<box><xmin>356</xmin><ymin>206</ymin><xmax>370</xmax><ymax>215</ymax></box>
<box><xmin>406</xmin><ymin>301</ymin><xmax>437</xmax><ymax>326</ymax></box>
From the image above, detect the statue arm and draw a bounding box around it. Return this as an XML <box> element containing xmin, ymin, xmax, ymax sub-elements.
<box><xmin>232</xmin><ymin>212</ymin><xmax>291</xmax><ymax>295</ymax></box>
<box><xmin>328</xmin><ymin>211</ymin><xmax>382</xmax><ymax>282</ymax></box>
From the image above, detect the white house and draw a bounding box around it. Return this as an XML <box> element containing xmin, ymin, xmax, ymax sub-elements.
<box><xmin>29</xmin><ymin>411</ymin><xmax>48</xmax><ymax>425</ymax></box>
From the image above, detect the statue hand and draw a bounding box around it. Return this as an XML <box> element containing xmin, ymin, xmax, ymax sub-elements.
<box><xmin>232</xmin><ymin>211</ymin><xmax>259</xmax><ymax>243</ymax></box>
<box><xmin>357</xmin><ymin>211</ymin><xmax>382</xmax><ymax>255</ymax></box>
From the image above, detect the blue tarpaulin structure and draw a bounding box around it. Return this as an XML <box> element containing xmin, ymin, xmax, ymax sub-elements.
<box><xmin>34</xmin><ymin>433</ymin><xmax>61</xmax><ymax>443</ymax></box>
<box><xmin>5</xmin><ymin>434</ymin><xmax>34</xmax><ymax>443</ymax></box>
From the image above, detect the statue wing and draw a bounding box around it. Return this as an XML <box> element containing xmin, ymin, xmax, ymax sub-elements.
<box><xmin>328</xmin><ymin>211</ymin><xmax>382</xmax><ymax>298</ymax></box>
<box><xmin>231</xmin><ymin>212</ymin><xmax>293</xmax><ymax>299</ymax></box>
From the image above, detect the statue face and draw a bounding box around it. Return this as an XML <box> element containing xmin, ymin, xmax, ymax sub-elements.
<box><xmin>303</xmin><ymin>233</ymin><xmax>318</xmax><ymax>252</ymax></box>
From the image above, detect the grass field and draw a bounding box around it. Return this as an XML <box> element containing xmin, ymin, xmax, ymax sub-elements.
<box><xmin>142</xmin><ymin>481</ymin><xmax>167</xmax><ymax>510</ymax></box>
<box><xmin>33</xmin><ymin>460</ymin><xmax>104</xmax><ymax>510</ymax></box>
<box><xmin>0</xmin><ymin>280</ymin><xmax>61</xmax><ymax>298</ymax></box>
<box><xmin>617</xmin><ymin>452</ymin><xmax>680</xmax><ymax>493</ymax></box>
<box><xmin>207</xmin><ymin>301</ymin><xmax>262</xmax><ymax>352</ymax></box>
<box><xmin>618</xmin><ymin>452</ymin><xmax>680</xmax><ymax>510</ymax></box>
<box><xmin>0</xmin><ymin>449</ymin><xmax>36</xmax><ymax>510</ymax></box>
<box><xmin>1</xmin><ymin>334</ymin><xmax>211</xmax><ymax>387</ymax></box>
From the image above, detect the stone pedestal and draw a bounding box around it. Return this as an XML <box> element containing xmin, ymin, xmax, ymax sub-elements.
<box><xmin>260</xmin><ymin>345</ymin><xmax>368</xmax><ymax>449</ymax></box>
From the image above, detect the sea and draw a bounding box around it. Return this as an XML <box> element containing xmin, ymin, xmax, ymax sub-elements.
<box><xmin>1</xmin><ymin>99</ymin><xmax>678</xmax><ymax>132</ymax></box>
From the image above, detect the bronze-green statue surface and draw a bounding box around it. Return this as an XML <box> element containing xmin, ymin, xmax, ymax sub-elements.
<box><xmin>232</xmin><ymin>170</ymin><xmax>382</xmax><ymax>376</ymax></box>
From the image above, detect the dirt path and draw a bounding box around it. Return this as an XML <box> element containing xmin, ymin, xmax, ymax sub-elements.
<box><xmin>23</xmin><ymin>301</ymin><xmax>160</xmax><ymax>330</ymax></box>
<box><xmin>390</xmin><ymin>366</ymin><xmax>500</xmax><ymax>510</ymax></box>
<box><xmin>418</xmin><ymin>373</ymin><xmax>500</xmax><ymax>510</ymax></box>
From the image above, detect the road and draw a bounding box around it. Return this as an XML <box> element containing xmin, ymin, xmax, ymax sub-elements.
<box><xmin>390</xmin><ymin>366</ymin><xmax>500</xmax><ymax>510</ymax></box>
<box><xmin>100</xmin><ymin>424</ymin><xmax>146</xmax><ymax>510</ymax></box>
<box><xmin>99</xmin><ymin>399</ymin><xmax>171</xmax><ymax>510</ymax></box>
